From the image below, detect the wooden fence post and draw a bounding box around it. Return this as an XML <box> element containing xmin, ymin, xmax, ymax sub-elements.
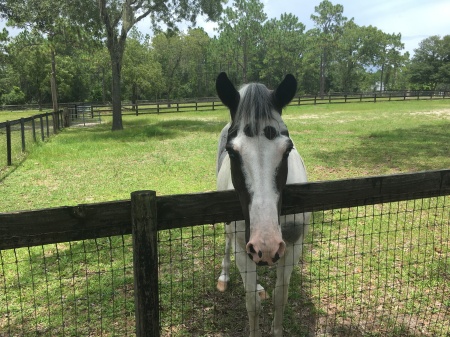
<box><xmin>6</xmin><ymin>121</ymin><xmax>12</xmax><ymax>166</ymax></box>
<box><xmin>40</xmin><ymin>115</ymin><xmax>44</xmax><ymax>141</ymax></box>
<box><xmin>45</xmin><ymin>113</ymin><xmax>50</xmax><ymax>137</ymax></box>
<box><xmin>32</xmin><ymin>118</ymin><xmax>36</xmax><ymax>142</ymax></box>
<box><xmin>20</xmin><ymin>118</ymin><xmax>25</xmax><ymax>152</ymax></box>
<box><xmin>131</xmin><ymin>190</ymin><xmax>160</xmax><ymax>337</ymax></box>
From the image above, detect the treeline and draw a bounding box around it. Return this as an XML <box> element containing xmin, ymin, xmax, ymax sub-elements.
<box><xmin>0</xmin><ymin>0</ymin><xmax>449</xmax><ymax>108</ymax></box>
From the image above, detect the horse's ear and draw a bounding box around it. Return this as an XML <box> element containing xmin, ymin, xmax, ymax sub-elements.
<box><xmin>273</xmin><ymin>74</ymin><xmax>297</xmax><ymax>113</ymax></box>
<box><xmin>216</xmin><ymin>72</ymin><xmax>240</xmax><ymax>120</ymax></box>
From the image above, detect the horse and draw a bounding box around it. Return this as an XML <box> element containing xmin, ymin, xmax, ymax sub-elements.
<box><xmin>215</xmin><ymin>72</ymin><xmax>311</xmax><ymax>337</ymax></box>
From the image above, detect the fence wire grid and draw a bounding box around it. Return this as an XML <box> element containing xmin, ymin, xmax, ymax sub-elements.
<box><xmin>1</xmin><ymin>196</ymin><xmax>449</xmax><ymax>337</ymax></box>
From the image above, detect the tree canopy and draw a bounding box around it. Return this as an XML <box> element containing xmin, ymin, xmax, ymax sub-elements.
<box><xmin>1</xmin><ymin>0</ymin><xmax>448</xmax><ymax>125</ymax></box>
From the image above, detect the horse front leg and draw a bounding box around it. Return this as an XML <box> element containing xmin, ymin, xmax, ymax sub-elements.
<box><xmin>235</xmin><ymin>244</ymin><xmax>261</xmax><ymax>337</ymax></box>
<box><xmin>217</xmin><ymin>224</ymin><xmax>232</xmax><ymax>292</ymax></box>
<box><xmin>271</xmin><ymin>242</ymin><xmax>304</xmax><ymax>337</ymax></box>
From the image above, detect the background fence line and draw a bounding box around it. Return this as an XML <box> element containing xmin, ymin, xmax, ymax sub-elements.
<box><xmin>0</xmin><ymin>110</ymin><xmax>63</xmax><ymax>169</ymax></box>
<box><xmin>2</xmin><ymin>90</ymin><xmax>449</xmax><ymax>171</ymax></box>
<box><xmin>1</xmin><ymin>89</ymin><xmax>449</xmax><ymax>115</ymax></box>
<box><xmin>1</xmin><ymin>170</ymin><xmax>449</xmax><ymax>336</ymax></box>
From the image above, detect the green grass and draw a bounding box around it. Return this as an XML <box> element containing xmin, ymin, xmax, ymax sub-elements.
<box><xmin>0</xmin><ymin>99</ymin><xmax>449</xmax><ymax>336</ymax></box>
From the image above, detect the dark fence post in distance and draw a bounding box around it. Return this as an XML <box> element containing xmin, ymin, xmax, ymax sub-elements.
<box><xmin>212</xmin><ymin>101</ymin><xmax>215</xmax><ymax>111</ymax></box>
<box><xmin>314</xmin><ymin>95</ymin><xmax>317</xmax><ymax>105</ymax></box>
<box><xmin>6</xmin><ymin>121</ymin><xmax>12</xmax><ymax>166</ymax></box>
<box><xmin>45</xmin><ymin>113</ymin><xmax>50</xmax><ymax>137</ymax></box>
<box><xmin>374</xmin><ymin>93</ymin><xmax>377</xmax><ymax>103</ymax></box>
<box><xmin>32</xmin><ymin>118</ymin><xmax>36</xmax><ymax>142</ymax></box>
<box><xmin>20</xmin><ymin>118</ymin><xmax>25</xmax><ymax>152</ymax></box>
<box><xmin>131</xmin><ymin>190</ymin><xmax>160</xmax><ymax>337</ymax></box>
<box><xmin>40</xmin><ymin>115</ymin><xmax>45</xmax><ymax>141</ymax></box>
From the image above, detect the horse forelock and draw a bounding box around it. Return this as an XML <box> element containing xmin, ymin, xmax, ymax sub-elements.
<box><xmin>230</xmin><ymin>83</ymin><xmax>279</xmax><ymax>136</ymax></box>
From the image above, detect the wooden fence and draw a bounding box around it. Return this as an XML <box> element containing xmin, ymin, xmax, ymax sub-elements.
<box><xmin>114</xmin><ymin>90</ymin><xmax>450</xmax><ymax>116</ymax></box>
<box><xmin>3</xmin><ymin>90</ymin><xmax>447</xmax><ymax>116</ymax></box>
<box><xmin>0</xmin><ymin>110</ymin><xmax>63</xmax><ymax>167</ymax></box>
<box><xmin>1</xmin><ymin>169</ymin><xmax>449</xmax><ymax>336</ymax></box>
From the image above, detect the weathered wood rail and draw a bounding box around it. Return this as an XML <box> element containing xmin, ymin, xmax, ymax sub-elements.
<box><xmin>1</xmin><ymin>169</ymin><xmax>449</xmax><ymax>251</ymax></box>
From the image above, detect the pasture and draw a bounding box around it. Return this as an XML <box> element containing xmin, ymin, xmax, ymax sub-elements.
<box><xmin>0</xmin><ymin>100</ymin><xmax>449</xmax><ymax>336</ymax></box>
<box><xmin>1</xmin><ymin>99</ymin><xmax>449</xmax><ymax>211</ymax></box>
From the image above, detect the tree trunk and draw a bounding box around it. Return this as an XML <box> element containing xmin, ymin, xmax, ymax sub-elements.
<box><xmin>50</xmin><ymin>49</ymin><xmax>59</xmax><ymax>112</ymax></box>
<box><xmin>132</xmin><ymin>83</ymin><xmax>137</xmax><ymax>111</ymax></box>
<box><xmin>380</xmin><ymin>64</ymin><xmax>384</xmax><ymax>93</ymax></box>
<box><xmin>319</xmin><ymin>52</ymin><xmax>326</xmax><ymax>99</ymax></box>
<box><xmin>110</xmin><ymin>51</ymin><xmax>123</xmax><ymax>131</ymax></box>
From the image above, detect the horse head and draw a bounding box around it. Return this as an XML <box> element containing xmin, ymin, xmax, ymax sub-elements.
<box><xmin>216</xmin><ymin>72</ymin><xmax>297</xmax><ymax>266</ymax></box>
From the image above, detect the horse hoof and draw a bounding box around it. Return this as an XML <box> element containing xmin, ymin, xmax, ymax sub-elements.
<box><xmin>217</xmin><ymin>280</ymin><xmax>227</xmax><ymax>292</ymax></box>
<box><xmin>258</xmin><ymin>289</ymin><xmax>270</xmax><ymax>300</ymax></box>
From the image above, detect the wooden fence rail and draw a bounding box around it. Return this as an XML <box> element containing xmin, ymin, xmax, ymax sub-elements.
<box><xmin>1</xmin><ymin>169</ymin><xmax>449</xmax><ymax>337</ymax></box>
<box><xmin>1</xmin><ymin>169</ymin><xmax>449</xmax><ymax>251</ymax></box>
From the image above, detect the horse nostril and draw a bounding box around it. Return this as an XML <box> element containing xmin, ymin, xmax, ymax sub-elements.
<box><xmin>248</xmin><ymin>253</ymin><xmax>254</xmax><ymax>260</ymax></box>
<box><xmin>258</xmin><ymin>251</ymin><xmax>262</xmax><ymax>258</ymax></box>
<box><xmin>248</xmin><ymin>244</ymin><xmax>256</xmax><ymax>254</ymax></box>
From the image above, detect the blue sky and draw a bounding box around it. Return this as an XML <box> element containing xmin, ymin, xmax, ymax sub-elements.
<box><xmin>2</xmin><ymin>0</ymin><xmax>449</xmax><ymax>56</ymax></box>
<box><xmin>193</xmin><ymin>0</ymin><xmax>450</xmax><ymax>56</ymax></box>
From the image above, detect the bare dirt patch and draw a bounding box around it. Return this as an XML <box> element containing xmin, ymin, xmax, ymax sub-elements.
<box><xmin>410</xmin><ymin>109</ymin><xmax>450</xmax><ymax>119</ymax></box>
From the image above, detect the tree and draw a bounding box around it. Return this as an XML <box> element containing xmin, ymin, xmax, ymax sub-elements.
<box><xmin>260</xmin><ymin>13</ymin><xmax>306</xmax><ymax>88</ymax></box>
<box><xmin>97</xmin><ymin>0</ymin><xmax>223</xmax><ymax>130</ymax></box>
<box><xmin>1</xmin><ymin>0</ymin><xmax>101</xmax><ymax>111</ymax></box>
<box><xmin>372</xmin><ymin>32</ymin><xmax>406</xmax><ymax>91</ymax></box>
<box><xmin>310</xmin><ymin>0</ymin><xmax>348</xmax><ymax>97</ymax></box>
<box><xmin>122</xmin><ymin>29</ymin><xmax>163</xmax><ymax>105</ymax></box>
<box><xmin>6</xmin><ymin>31</ymin><xmax>51</xmax><ymax>107</ymax></box>
<box><xmin>409</xmin><ymin>35</ymin><xmax>450</xmax><ymax>90</ymax></box>
<box><xmin>216</xmin><ymin>0</ymin><xmax>267</xmax><ymax>84</ymax></box>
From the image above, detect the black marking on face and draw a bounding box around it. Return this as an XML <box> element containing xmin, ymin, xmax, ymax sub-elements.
<box><xmin>272</xmin><ymin>252</ymin><xmax>280</xmax><ymax>263</ymax></box>
<box><xmin>244</xmin><ymin>124</ymin><xmax>253</xmax><ymax>137</ymax></box>
<box><xmin>284</xmin><ymin>139</ymin><xmax>294</xmax><ymax>159</ymax></box>
<box><xmin>264</xmin><ymin>126</ymin><xmax>278</xmax><ymax>140</ymax></box>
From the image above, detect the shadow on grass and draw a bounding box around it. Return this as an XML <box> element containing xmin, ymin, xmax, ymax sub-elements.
<box><xmin>315</xmin><ymin>123</ymin><xmax>450</xmax><ymax>172</ymax></box>
<box><xmin>63</xmin><ymin>119</ymin><xmax>226</xmax><ymax>144</ymax></box>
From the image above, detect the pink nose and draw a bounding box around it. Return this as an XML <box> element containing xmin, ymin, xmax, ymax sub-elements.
<box><xmin>246</xmin><ymin>240</ymin><xmax>286</xmax><ymax>266</ymax></box>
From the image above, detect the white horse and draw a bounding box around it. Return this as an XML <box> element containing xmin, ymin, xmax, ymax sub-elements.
<box><xmin>215</xmin><ymin>72</ymin><xmax>311</xmax><ymax>337</ymax></box>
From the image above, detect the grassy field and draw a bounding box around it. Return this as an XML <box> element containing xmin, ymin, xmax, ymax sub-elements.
<box><xmin>0</xmin><ymin>100</ymin><xmax>449</xmax><ymax>336</ymax></box>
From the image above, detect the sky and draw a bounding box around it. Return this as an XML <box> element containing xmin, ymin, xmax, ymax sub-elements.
<box><xmin>2</xmin><ymin>0</ymin><xmax>450</xmax><ymax>57</ymax></box>
<box><xmin>184</xmin><ymin>0</ymin><xmax>450</xmax><ymax>57</ymax></box>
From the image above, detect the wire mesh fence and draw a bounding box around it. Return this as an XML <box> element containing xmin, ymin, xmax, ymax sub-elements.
<box><xmin>2</xmin><ymin>195</ymin><xmax>447</xmax><ymax>336</ymax></box>
<box><xmin>0</xmin><ymin>236</ymin><xmax>135</xmax><ymax>337</ymax></box>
